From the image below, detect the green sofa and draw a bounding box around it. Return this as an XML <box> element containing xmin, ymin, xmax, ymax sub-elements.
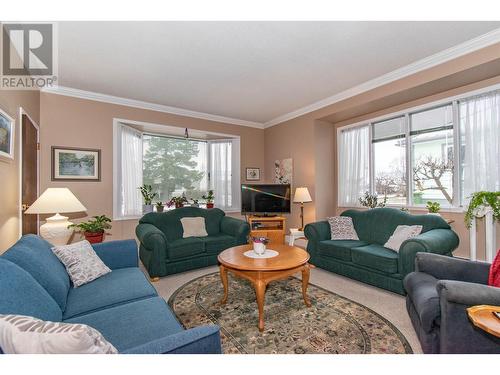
<box><xmin>136</xmin><ymin>207</ymin><xmax>250</xmax><ymax>279</ymax></box>
<box><xmin>304</xmin><ymin>208</ymin><xmax>459</xmax><ymax>294</ymax></box>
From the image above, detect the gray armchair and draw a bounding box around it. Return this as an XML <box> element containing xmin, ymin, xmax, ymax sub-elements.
<box><xmin>404</xmin><ymin>252</ymin><xmax>500</xmax><ymax>353</ymax></box>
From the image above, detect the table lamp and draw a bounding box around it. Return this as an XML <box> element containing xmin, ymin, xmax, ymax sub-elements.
<box><xmin>293</xmin><ymin>187</ymin><xmax>312</xmax><ymax>231</ymax></box>
<box><xmin>25</xmin><ymin>188</ymin><xmax>87</xmax><ymax>246</ymax></box>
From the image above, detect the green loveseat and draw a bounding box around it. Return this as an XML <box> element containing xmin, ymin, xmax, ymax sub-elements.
<box><xmin>304</xmin><ymin>208</ymin><xmax>459</xmax><ymax>294</ymax></box>
<box><xmin>136</xmin><ymin>207</ymin><xmax>250</xmax><ymax>279</ymax></box>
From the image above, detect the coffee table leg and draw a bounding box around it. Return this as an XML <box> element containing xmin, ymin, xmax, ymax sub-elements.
<box><xmin>254</xmin><ymin>280</ymin><xmax>266</xmax><ymax>332</ymax></box>
<box><xmin>220</xmin><ymin>264</ymin><xmax>228</xmax><ymax>305</ymax></box>
<box><xmin>301</xmin><ymin>265</ymin><xmax>311</xmax><ymax>307</ymax></box>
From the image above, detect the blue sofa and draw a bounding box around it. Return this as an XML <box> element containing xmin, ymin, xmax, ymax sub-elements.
<box><xmin>0</xmin><ymin>235</ymin><xmax>221</xmax><ymax>354</ymax></box>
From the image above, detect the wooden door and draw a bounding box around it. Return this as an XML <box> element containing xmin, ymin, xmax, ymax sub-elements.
<box><xmin>21</xmin><ymin>114</ymin><xmax>39</xmax><ymax>235</ymax></box>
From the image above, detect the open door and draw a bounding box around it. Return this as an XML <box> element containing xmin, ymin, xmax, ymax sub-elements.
<box><xmin>21</xmin><ymin>113</ymin><xmax>39</xmax><ymax>235</ymax></box>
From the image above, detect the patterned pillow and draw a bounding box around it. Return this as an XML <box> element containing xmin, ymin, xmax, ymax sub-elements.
<box><xmin>52</xmin><ymin>240</ymin><xmax>111</xmax><ymax>287</ymax></box>
<box><xmin>0</xmin><ymin>314</ymin><xmax>118</xmax><ymax>354</ymax></box>
<box><xmin>327</xmin><ymin>216</ymin><xmax>359</xmax><ymax>240</ymax></box>
<box><xmin>384</xmin><ymin>225</ymin><xmax>423</xmax><ymax>252</ymax></box>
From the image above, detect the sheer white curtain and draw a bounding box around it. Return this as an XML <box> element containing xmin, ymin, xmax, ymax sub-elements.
<box><xmin>118</xmin><ymin>124</ymin><xmax>143</xmax><ymax>217</ymax></box>
<box><xmin>338</xmin><ymin>125</ymin><xmax>370</xmax><ymax>207</ymax></box>
<box><xmin>460</xmin><ymin>90</ymin><xmax>500</xmax><ymax>202</ymax></box>
<box><xmin>209</xmin><ymin>140</ymin><xmax>233</xmax><ymax>210</ymax></box>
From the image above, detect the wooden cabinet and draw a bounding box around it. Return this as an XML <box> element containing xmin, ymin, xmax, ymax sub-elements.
<box><xmin>248</xmin><ymin>216</ymin><xmax>286</xmax><ymax>245</ymax></box>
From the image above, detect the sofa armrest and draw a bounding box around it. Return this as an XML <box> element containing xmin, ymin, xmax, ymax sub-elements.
<box><xmin>415</xmin><ymin>252</ymin><xmax>490</xmax><ymax>284</ymax></box>
<box><xmin>398</xmin><ymin>229</ymin><xmax>459</xmax><ymax>276</ymax></box>
<box><xmin>136</xmin><ymin>223</ymin><xmax>169</xmax><ymax>277</ymax></box>
<box><xmin>122</xmin><ymin>325</ymin><xmax>221</xmax><ymax>354</ymax></box>
<box><xmin>437</xmin><ymin>280</ymin><xmax>500</xmax><ymax>306</ymax></box>
<box><xmin>220</xmin><ymin>216</ymin><xmax>250</xmax><ymax>244</ymax></box>
<box><xmin>304</xmin><ymin>221</ymin><xmax>330</xmax><ymax>259</ymax></box>
<box><xmin>92</xmin><ymin>239</ymin><xmax>138</xmax><ymax>269</ymax></box>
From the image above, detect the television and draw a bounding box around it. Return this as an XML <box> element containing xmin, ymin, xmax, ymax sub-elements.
<box><xmin>241</xmin><ymin>184</ymin><xmax>291</xmax><ymax>215</ymax></box>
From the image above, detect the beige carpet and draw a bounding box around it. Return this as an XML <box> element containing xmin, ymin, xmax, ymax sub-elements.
<box><xmin>142</xmin><ymin>261</ymin><xmax>422</xmax><ymax>354</ymax></box>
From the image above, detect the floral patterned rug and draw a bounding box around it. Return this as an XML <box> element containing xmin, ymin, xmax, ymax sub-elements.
<box><xmin>168</xmin><ymin>272</ymin><xmax>413</xmax><ymax>354</ymax></box>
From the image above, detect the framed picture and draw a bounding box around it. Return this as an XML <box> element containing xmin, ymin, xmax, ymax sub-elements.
<box><xmin>52</xmin><ymin>146</ymin><xmax>101</xmax><ymax>181</ymax></box>
<box><xmin>0</xmin><ymin>109</ymin><xmax>14</xmax><ymax>161</ymax></box>
<box><xmin>246</xmin><ymin>167</ymin><xmax>260</xmax><ymax>181</ymax></box>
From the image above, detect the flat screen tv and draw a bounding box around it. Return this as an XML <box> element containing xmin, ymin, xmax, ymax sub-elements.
<box><xmin>241</xmin><ymin>184</ymin><xmax>291</xmax><ymax>215</ymax></box>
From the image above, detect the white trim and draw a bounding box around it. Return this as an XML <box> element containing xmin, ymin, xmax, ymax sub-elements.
<box><xmin>42</xmin><ymin>86</ymin><xmax>265</xmax><ymax>129</ymax></box>
<box><xmin>18</xmin><ymin>108</ymin><xmax>40</xmax><ymax>238</ymax></box>
<box><xmin>264</xmin><ymin>28</ymin><xmax>500</xmax><ymax>128</ymax></box>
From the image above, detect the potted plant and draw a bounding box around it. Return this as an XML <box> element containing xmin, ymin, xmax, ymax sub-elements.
<box><xmin>359</xmin><ymin>191</ymin><xmax>387</xmax><ymax>209</ymax></box>
<box><xmin>167</xmin><ymin>195</ymin><xmax>188</xmax><ymax>209</ymax></box>
<box><xmin>68</xmin><ymin>215</ymin><xmax>112</xmax><ymax>244</ymax></box>
<box><xmin>139</xmin><ymin>184</ymin><xmax>157</xmax><ymax>214</ymax></box>
<box><xmin>191</xmin><ymin>198</ymin><xmax>200</xmax><ymax>208</ymax></box>
<box><xmin>202</xmin><ymin>190</ymin><xmax>215</xmax><ymax>209</ymax></box>
<box><xmin>251</xmin><ymin>236</ymin><xmax>269</xmax><ymax>255</ymax></box>
<box><xmin>426</xmin><ymin>201</ymin><xmax>441</xmax><ymax>215</ymax></box>
<box><xmin>464</xmin><ymin>191</ymin><xmax>500</xmax><ymax>228</ymax></box>
<box><xmin>155</xmin><ymin>201</ymin><xmax>164</xmax><ymax>213</ymax></box>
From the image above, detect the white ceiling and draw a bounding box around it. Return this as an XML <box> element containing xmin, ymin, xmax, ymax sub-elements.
<box><xmin>57</xmin><ymin>21</ymin><xmax>500</xmax><ymax>126</ymax></box>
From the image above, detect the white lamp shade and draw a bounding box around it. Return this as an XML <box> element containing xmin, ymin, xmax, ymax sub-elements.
<box><xmin>25</xmin><ymin>188</ymin><xmax>87</xmax><ymax>214</ymax></box>
<box><xmin>293</xmin><ymin>187</ymin><xmax>312</xmax><ymax>203</ymax></box>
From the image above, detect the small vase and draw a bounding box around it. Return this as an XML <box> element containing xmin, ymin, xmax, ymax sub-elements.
<box><xmin>253</xmin><ymin>242</ymin><xmax>266</xmax><ymax>255</ymax></box>
<box><xmin>143</xmin><ymin>204</ymin><xmax>153</xmax><ymax>214</ymax></box>
<box><xmin>84</xmin><ymin>231</ymin><xmax>104</xmax><ymax>244</ymax></box>
<box><xmin>156</xmin><ymin>206</ymin><xmax>164</xmax><ymax>213</ymax></box>
<box><xmin>175</xmin><ymin>203</ymin><xmax>184</xmax><ymax>209</ymax></box>
<box><xmin>206</xmin><ymin>203</ymin><xmax>214</xmax><ymax>209</ymax></box>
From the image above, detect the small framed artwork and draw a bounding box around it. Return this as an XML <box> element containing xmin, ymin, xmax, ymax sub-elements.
<box><xmin>52</xmin><ymin>146</ymin><xmax>101</xmax><ymax>181</ymax></box>
<box><xmin>246</xmin><ymin>167</ymin><xmax>261</xmax><ymax>181</ymax></box>
<box><xmin>0</xmin><ymin>109</ymin><xmax>14</xmax><ymax>161</ymax></box>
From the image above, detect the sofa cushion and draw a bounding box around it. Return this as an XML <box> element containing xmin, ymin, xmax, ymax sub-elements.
<box><xmin>318</xmin><ymin>240</ymin><xmax>368</xmax><ymax>262</ymax></box>
<box><xmin>351</xmin><ymin>244</ymin><xmax>399</xmax><ymax>274</ymax></box>
<box><xmin>65</xmin><ymin>297</ymin><xmax>183</xmax><ymax>352</ymax></box>
<box><xmin>201</xmin><ymin>234</ymin><xmax>236</xmax><ymax>254</ymax></box>
<box><xmin>169</xmin><ymin>237</ymin><xmax>206</xmax><ymax>260</ymax></box>
<box><xmin>403</xmin><ymin>272</ymin><xmax>440</xmax><ymax>332</ymax></box>
<box><xmin>63</xmin><ymin>268</ymin><xmax>158</xmax><ymax>319</ymax></box>
<box><xmin>0</xmin><ymin>259</ymin><xmax>62</xmax><ymax>322</ymax></box>
<box><xmin>2</xmin><ymin>234</ymin><xmax>70</xmax><ymax>310</ymax></box>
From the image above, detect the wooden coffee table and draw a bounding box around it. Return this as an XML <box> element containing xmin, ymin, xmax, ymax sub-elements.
<box><xmin>218</xmin><ymin>243</ymin><xmax>311</xmax><ymax>332</ymax></box>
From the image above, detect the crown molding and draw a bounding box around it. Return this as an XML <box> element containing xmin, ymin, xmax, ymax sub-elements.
<box><xmin>263</xmin><ymin>28</ymin><xmax>500</xmax><ymax>128</ymax></box>
<box><xmin>41</xmin><ymin>86</ymin><xmax>265</xmax><ymax>129</ymax></box>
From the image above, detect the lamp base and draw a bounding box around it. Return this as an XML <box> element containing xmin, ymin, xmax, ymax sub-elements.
<box><xmin>39</xmin><ymin>213</ymin><xmax>74</xmax><ymax>246</ymax></box>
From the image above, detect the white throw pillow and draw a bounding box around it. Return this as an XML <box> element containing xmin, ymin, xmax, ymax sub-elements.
<box><xmin>384</xmin><ymin>225</ymin><xmax>423</xmax><ymax>252</ymax></box>
<box><xmin>52</xmin><ymin>240</ymin><xmax>111</xmax><ymax>287</ymax></box>
<box><xmin>0</xmin><ymin>314</ymin><xmax>118</xmax><ymax>354</ymax></box>
<box><xmin>327</xmin><ymin>216</ymin><xmax>359</xmax><ymax>240</ymax></box>
<box><xmin>180</xmin><ymin>217</ymin><xmax>208</xmax><ymax>238</ymax></box>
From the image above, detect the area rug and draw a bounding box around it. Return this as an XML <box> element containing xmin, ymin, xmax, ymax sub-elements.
<box><xmin>168</xmin><ymin>272</ymin><xmax>413</xmax><ymax>354</ymax></box>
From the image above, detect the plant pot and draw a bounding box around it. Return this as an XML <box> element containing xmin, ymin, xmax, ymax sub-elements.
<box><xmin>156</xmin><ymin>206</ymin><xmax>164</xmax><ymax>213</ymax></box>
<box><xmin>253</xmin><ymin>242</ymin><xmax>266</xmax><ymax>255</ymax></box>
<box><xmin>84</xmin><ymin>231</ymin><xmax>104</xmax><ymax>244</ymax></box>
<box><xmin>143</xmin><ymin>204</ymin><xmax>153</xmax><ymax>214</ymax></box>
<box><xmin>206</xmin><ymin>203</ymin><xmax>214</xmax><ymax>209</ymax></box>
<box><xmin>175</xmin><ymin>203</ymin><xmax>184</xmax><ymax>209</ymax></box>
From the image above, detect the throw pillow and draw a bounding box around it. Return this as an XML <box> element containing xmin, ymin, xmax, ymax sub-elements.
<box><xmin>52</xmin><ymin>240</ymin><xmax>111</xmax><ymax>287</ymax></box>
<box><xmin>488</xmin><ymin>249</ymin><xmax>500</xmax><ymax>287</ymax></box>
<box><xmin>0</xmin><ymin>314</ymin><xmax>118</xmax><ymax>354</ymax></box>
<box><xmin>384</xmin><ymin>225</ymin><xmax>423</xmax><ymax>252</ymax></box>
<box><xmin>327</xmin><ymin>216</ymin><xmax>359</xmax><ymax>240</ymax></box>
<box><xmin>181</xmin><ymin>217</ymin><xmax>208</xmax><ymax>238</ymax></box>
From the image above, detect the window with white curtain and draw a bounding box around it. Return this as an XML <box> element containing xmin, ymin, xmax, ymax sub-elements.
<box><xmin>337</xmin><ymin>87</ymin><xmax>500</xmax><ymax>208</ymax></box>
<box><xmin>114</xmin><ymin>122</ymin><xmax>240</xmax><ymax>219</ymax></box>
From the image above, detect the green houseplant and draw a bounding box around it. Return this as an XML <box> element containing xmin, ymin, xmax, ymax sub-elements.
<box><xmin>68</xmin><ymin>215</ymin><xmax>112</xmax><ymax>244</ymax></box>
<box><xmin>359</xmin><ymin>191</ymin><xmax>387</xmax><ymax>209</ymax></box>
<box><xmin>426</xmin><ymin>201</ymin><xmax>441</xmax><ymax>215</ymax></box>
<box><xmin>464</xmin><ymin>191</ymin><xmax>500</xmax><ymax>228</ymax></box>
<box><xmin>155</xmin><ymin>201</ymin><xmax>164</xmax><ymax>213</ymax></box>
<box><xmin>139</xmin><ymin>184</ymin><xmax>158</xmax><ymax>213</ymax></box>
<box><xmin>202</xmin><ymin>190</ymin><xmax>215</xmax><ymax>209</ymax></box>
<box><xmin>167</xmin><ymin>195</ymin><xmax>188</xmax><ymax>209</ymax></box>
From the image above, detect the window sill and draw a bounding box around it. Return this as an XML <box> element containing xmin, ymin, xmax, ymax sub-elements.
<box><xmin>113</xmin><ymin>208</ymin><xmax>242</xmax><ymax>221</ymax></box>
<box><xmin>337</xmin><ymin>205</ymin><xmax>465</xmax><ymax>214</ymax></box>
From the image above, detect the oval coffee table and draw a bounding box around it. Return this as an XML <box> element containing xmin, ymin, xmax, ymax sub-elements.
<box><xmin>218</xmin><ymin>244</ymin><xmax>311</xmax><ymax>332</ymax></box>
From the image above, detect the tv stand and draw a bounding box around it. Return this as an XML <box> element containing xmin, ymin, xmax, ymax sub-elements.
<box><xmin>253</xmin><ymin>213</ymin><xmax>277</xmax><ymax>218</ymax></box>
<box><xmin>248</xmin><ymin>215</ymin><xmax>285</xmax><ymax>245</ymax></box>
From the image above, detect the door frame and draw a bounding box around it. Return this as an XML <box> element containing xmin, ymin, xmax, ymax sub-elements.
<box><xmin>18</xmin><ymin>107</ymin><xmax>40</xmax><ymax>238</ymax></box>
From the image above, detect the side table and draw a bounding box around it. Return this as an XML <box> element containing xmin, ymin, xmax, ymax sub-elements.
<box><xmin>288</xmin><ymin>228</ymin><xmax>305</xmax><ymax>246</ymax></box>
<box><xmin>467</xmin><ymin>305</ymin><xmax>500</xmax><ymax>338</ymax></box>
